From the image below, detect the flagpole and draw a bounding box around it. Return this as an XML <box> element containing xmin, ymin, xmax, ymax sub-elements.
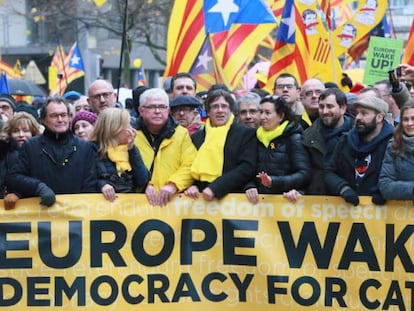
<box><xmin>328</xmin><ymin>30</ymin><xmax>338</xmax><ymax>83</ymax></box>
<box><xmin>116</xmin><ymin>0</ymin><xmax>128</xmax><ymax>103</ymax></box>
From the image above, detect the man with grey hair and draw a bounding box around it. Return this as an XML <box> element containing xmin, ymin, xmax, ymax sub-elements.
<box><xmin>134</xmin><ymin>88</ymin><xmax>196</xmax><ymax>206</ymax></box>
<box><xmin>236</xmin><ymin>92</ymin><xmax>261</xmax><ymax>128</ymax></box>
<box><xmin>7</xmin><ymin>97</ymin><xmax>97</xmax><ymax>207</ymax></box>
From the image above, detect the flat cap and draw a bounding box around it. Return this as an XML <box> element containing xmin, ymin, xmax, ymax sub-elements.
<box><xmin>170</xmin><ymin>95</ymin><xmax>200</xmax><ymax>108</ymax></box>
<box><xmin>354</xmin><ymin>97</ymin><xmax>388</xmax><ymax>115</ymax></box>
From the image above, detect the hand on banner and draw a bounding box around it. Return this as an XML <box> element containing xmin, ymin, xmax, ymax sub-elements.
<box><xmin>3</xmin><ymin>193</ymin><xmax>19</xmax><ymax>210</ymax></box>
<box><xmin>184</xmin><ymin>185</ymin><xmax>200</xmax><ymax>199</ymax></box>
<box><xmin>202</xmin><ymin>187</ymin><xmax>215</xmax><ymax>201</ymax></box>
<box><xmin>159</xmin><ymin>183</ymin><xmax>177</xmax><ymax>206</ymax></box>
<box><xmin>245</xmin><ymin>187</ymin><xmax>259</xmax><ymax>205</ymax></box>
<box><xmin>36</xmin><ymin>182</ymin><xmax>56</xmax><ymax>207</ymax></box>
<box><xmin>102</xmin><ymin>184</ymin><xmax>117</xmax><ymax>202</ymax></box>
<box><xmin>145</xmin><ymin>184</ymin><xmax>158</xmax><ymax>206</ymax></box>
<box><xmin>341</xmin><ymin>188</ymin><xmax>359</xmax><ymax>206</ymax></box>
<box><xmin>283</xmin><ymin>189</ymin><xmax>302</xmax><ymax>203</ymax></box>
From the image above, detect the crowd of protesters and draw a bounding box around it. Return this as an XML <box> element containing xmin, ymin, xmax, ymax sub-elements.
<box><xmin>1</xmin><ymin>63</ymin><xmax>414</xmax><ymax>209</ymax></box>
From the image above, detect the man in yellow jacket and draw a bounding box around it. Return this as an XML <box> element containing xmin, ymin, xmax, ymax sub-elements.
<box><xmin>134</xmin><ymin>88</ymin><xmax>196</xmax><ymax>206</ymax></box>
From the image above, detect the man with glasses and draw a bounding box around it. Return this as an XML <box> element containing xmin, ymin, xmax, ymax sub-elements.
<box><xmin>0</xmin><ymin>94</ymin><xmax>16</xmax><ymax>122</ymax></box>
<box><xmin>300</xmin><ymin>78</ymin><xmax>325</xmax><ymax>124</ymax></box>
<box><xmin>273</xmin><ymin>73</ymin><xmax>310</xmax><ymax>128</ymax></box>
<box><xmin>134</xmin><ymin>88</ymin><xmax>196</xmax><ymax>206</ymax></box>
<box><xmin>236</xmin><ymin>92</ymin><xmax>261</xmax><ymax>129</ymax></box>
<box><xmin>170</xmin><ymin>95</ymin><xmax>203</xmax><ymax>135</ymax></box>
<box><xmin>185</xmin><ymin>89</ymin><xmax>257</xmax><ymax>201</ymax></box>
<box><xmin>7</xmin><ymin>97</ymin><xmax>97</xmax><ymax>207</ymax></box>
<box><xmin>87</xmin><ymin>79</ymin><xmax>116</xmax><ymax>114</ymax></box>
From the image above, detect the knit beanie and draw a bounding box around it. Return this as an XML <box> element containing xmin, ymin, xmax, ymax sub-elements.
<box><xmin>0</xmin><ymin>94</ymin><xmax>16</xmax><ymax>111</ymax></box>
<box><xmin>71</xmin><ymin>110</ymin><xmax>98</xmax><ymax>131</ymax></box>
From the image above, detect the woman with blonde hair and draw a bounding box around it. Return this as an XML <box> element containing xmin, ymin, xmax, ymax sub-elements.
<box><xmin>1</xmin><ymin>112</ymin><xmax>41</xmax><ymax>208</ymax></box>
<box><xmin>91</xmin><ymin>108</ymin><xmax>149</xmax><ymax>202</ymax></box>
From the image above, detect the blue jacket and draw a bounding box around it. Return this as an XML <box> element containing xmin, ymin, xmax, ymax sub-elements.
<box><xmin>379</xmin><ymin>141</ymin><xmax>414</xmax><ymax>200</ymax></box>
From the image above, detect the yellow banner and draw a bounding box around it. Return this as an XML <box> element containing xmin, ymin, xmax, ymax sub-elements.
<box><xmin>0</xmin><ymin>194</ymin><xmax>412</xmax><ymax>310</ymax></box>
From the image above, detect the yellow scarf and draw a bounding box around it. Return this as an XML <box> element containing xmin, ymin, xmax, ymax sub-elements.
<box><xmin>191</xmin><ymin>114</ymin><xmax>234</xmax><ymax>182</ymax></box>
<box><xmin>256</xmin><ymin>120</ymin><xmax>289</xmax><ymax>148</ymax></box>
<box><xmin>301</xmin><ymin>110</ymin><xmax>312</xmax><ymax>127</ymax></box>
<box><xmin>107</xmin><ymin>145</ymin><xmax>131</xmax><ymax>175</ymax></box>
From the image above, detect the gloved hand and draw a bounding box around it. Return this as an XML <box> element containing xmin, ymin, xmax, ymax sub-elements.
<box><xmin>36</xmin><ymin>183</ymin><xmax>56</xmax><ymax>207</ymax></box>
<box><xmin>372</xmin><ymin>193</ymin><xmax>386</xmax><ymax>205</ymax></box>
<box><xmin>341</xmin><ymin>189</ymin><xmax>359</xmax><ymax>206</ymax></box>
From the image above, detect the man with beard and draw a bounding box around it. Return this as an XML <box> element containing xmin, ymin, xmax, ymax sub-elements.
<box><xmin>324</xmin><ymin>97</ymin><xmax>393</xmax><ymax>206</ymax></box>
<box><xmin>302</xmin><ymin>88</ymin><xmax>353</xmax><ymax>195</ymax></box>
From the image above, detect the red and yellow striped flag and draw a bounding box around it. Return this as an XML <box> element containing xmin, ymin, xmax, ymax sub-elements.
<box><xmin>266</xmin><ymin>0</ymin><xmax>309</xmax><ymax>92</ymax></box>
<box><xmin>402</xmin><ymin>17</ymin><xmax>414</xmax><ymax>65</ymax></box>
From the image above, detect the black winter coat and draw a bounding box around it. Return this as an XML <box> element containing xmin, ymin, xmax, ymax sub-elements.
<box><xmin>302</xmin><ymin>116</ymin><xmax>353</xmax><ymax>194</ymax></box>
<box><xmin>191</xmin><ymin>120</ymin><xmax>257</xmax><ymax>198</ymax></box>
<box><xmin>0</xmin><ymin>138</ymin><xmax>19</xmax><ymax>198</ymax></box>
<box><xmin>324</xmin><ymin>127</ymin><xmax>392</xmax><ymax>196</ymax></box>
<box><xmin>7</xmin><ymin>129</ymin><xmax>98</xmax><ymax>197</ymax></box>
<box><xmin>247</xmin><ymin>121</ymin><xmax>310</xmax><ymax>194</ymax></box>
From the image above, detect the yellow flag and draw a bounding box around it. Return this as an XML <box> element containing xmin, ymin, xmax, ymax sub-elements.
<box><xmin>296</xmin><ymin>1</ymin><xmax>342</xmax><ymax>84</ymax></box>
<box><xmin>333</xmin><ymin>0</ymin><xmax>387</xmax><ymax>58</ymax></box>
<box><xmin>94</xmin><ymin>0</ymin><xmax>107</xmax><ymax>8</ymax></box>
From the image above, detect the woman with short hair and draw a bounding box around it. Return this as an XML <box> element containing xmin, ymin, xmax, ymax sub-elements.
<box><xmin>1</xmin><ymin>112</ymin><xmax>41</xmax><ymax>208</ymax></box>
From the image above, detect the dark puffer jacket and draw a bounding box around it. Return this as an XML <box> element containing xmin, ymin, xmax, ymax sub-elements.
<box><xmin>7</xmin><ymin>129</ymin><xmax>98</xmax><ymax>197</ymax></box>
<box><xmin>247</xmin><ymin>121</ymin><xmax>310</xmax><ymax>194</ymax></box>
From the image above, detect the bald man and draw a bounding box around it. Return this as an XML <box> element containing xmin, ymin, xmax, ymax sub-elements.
<box><xmin>87</xmin><ymin>79</ymin><xmax>116</xmax><ymax>114</ymax></box>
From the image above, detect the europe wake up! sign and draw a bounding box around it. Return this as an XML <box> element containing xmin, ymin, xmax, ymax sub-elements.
<box><xmin>363</xmin><ymin>36</ymin><xmax>404</xmax><ymax>86</ymax></box>
<box><xmin>0</xmin><ymin>194</ymin><xmax>413</xmax><ymax>310</ymax></box>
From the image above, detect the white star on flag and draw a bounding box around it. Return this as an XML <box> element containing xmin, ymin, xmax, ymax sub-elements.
<box><xmin>281</xmin><ymin>5</ymin><xmax>295</xmax><ymax>39</ymax></box>
<box><xmin>196</xmin><ymin>50</ymin><xmax>212</xmax><ymax>70</ymax></box>
<box><xmin>70</xmin><ymin>54</ymin><xmax>80</xmax><ymax>66</ymax></box>
<box><xmin>208</xmin><ymin>0</ymin><xmax>239</xmax><ymax>26</ymax></box>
